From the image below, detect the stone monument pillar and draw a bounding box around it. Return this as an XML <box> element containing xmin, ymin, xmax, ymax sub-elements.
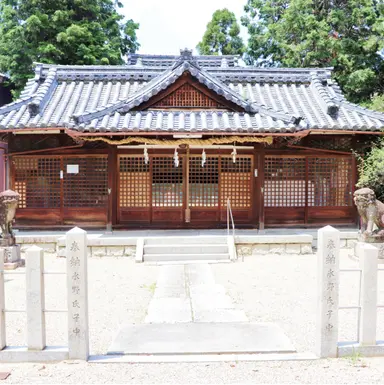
<box><xmin>0</xmin><ymin>189</ymin><xmax>21</xmax><ymax>269</ymax></box>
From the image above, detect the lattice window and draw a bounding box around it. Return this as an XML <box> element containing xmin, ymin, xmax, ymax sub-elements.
<box><xmin>13</xmin><ymin>157</ymin><xmax>61</xmax><ymax>209</ymax></box>
<box><xmin>152</xmin><ymin>157</ymin><xmax>183</xmax><ymax>207</ymax></box>
<box><xmin>220</xmin><ymin>157</ymin><xmax>252</xmax><ymax>209</ymax></box>
<box><xmin>63</xmin><ymin>157</ymin><xmax>108</xmax><ymax>208</ymax></box>
<box><xmin>189</xmin><ymin>156</ymin><xmax>219</xmax><ymax>207</ymax></box>
<box><xmin>119</xmin><ymin>156</ymin><xmax>150</xmax><ymax>207</ymax></box>
<box><xmin>308</xmin><ymin>157</ymin><xmax>353</xmax><ymax>207</ymax></box>
<box><xmin>265</xmin><ymin>157</ymin><xmax>306</xmax><ymax>207</ymax></box>
<box><xmin>151</xmin><ymin>83</ymin><xmax>226</xmax><ymax>109</ymax></box>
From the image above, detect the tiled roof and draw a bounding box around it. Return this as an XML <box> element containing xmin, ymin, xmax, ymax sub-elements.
<box><xmin>127</xmin><ymin>51</ymin><xmax>239</xmax><ymax>68</ymax></box>
<box><xmin>1</xmin><ymin>50</ymin><xmax>384</xmax><ymax>133</ymax></box>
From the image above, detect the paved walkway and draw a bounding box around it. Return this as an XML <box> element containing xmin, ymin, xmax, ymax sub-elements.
<box><xmin>108</xmin><ymin>263</ymin><xmax>297</xmax><ymax>355</ymax></box>
<box><xmin>145</xmin><ymin>264</ymin><xmax>248</xmax><ymax>323</ymax></box>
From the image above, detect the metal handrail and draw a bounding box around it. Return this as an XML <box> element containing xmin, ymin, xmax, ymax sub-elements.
<box><xmin>227</xmin><ymin>198</ymin><xmax>235</xmax><ymax>238</ymax></box>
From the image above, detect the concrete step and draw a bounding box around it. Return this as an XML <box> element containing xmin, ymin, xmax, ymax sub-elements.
<box><xmin>144</xmin><ymin>244</ymin><xmax>229</xmax><ymax>255</ymax></box>
<box><xmin>108</xmin><ymin>322</ymin><xmax>296</xmax><ymax>355</ymax></box>
<box><xmin>145</xmin><ymin>236</ymin><xmax>227</xmax><ymax>246</ymax></box>
<box><xmin>144</xmin><ymin>253</ymin><xmax>230</xmax><ymax>262</ymax></box>
<box><xmin>145</xmin><ymin>260</ymin><xmax>231</xmax><ymax>265</ymax></box>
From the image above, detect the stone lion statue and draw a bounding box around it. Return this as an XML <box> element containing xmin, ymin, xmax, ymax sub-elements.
<box><xmin>0</xmin><ymin>189</ymin><xmax>20</xmax><ymax>246</ymax></box>
<box><xmin>354</xmin><ymin>187</ymin><xmax>384</xmax><ymax>236</ymax></box>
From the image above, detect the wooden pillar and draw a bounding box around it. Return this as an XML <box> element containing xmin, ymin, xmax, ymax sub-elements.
<box><xmin>258</xmin><ymin>146</ymin><xmax>265</xmax><ymax>231</ymax></box>
<box><xmin>185</xmin><ymin>145</ymin><xmax>190</xmax><ymax>223</ymax></box>
<box><xmin>0</xmin><ymin>249</ymin><xmax>6</xmax><ymax>350</ymax></box>
<box><xmin>351</xmin><ymin>151</ymin><xmax>358</xmax><ymax>226</ymax></box>
<box><xmin>305</xmin><ymin>157</ymin><xmax>309</xmax><ymax>225</ymax></box>
<box><xmin>59</xmin><ymin>157</ymin><xmax>64</xmax><ymax>225</ymax></box>
<box><xmin>108</xmin><ymin>145</ymin><xmax>117</xmax><ymax>229</ymax></box>
<box><xmin>0</xmin><ymin>141</ymin><xmax>7</xmax><ymax>192</ymax></box>
<box><xmin>253</xmin><ymin>146</ymin><xmax>259</xmax><ymax>227</ymax></box>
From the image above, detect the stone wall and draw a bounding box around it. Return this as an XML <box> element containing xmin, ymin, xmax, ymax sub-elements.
<box><xmin>57</xmin><ymin>245</ymin><xmax>136</xmax><ymax>258</ymax></box>
<box><xmin>235</xmin><ymin>235</ymin><xmax>314</xmax><ymax>256</ymax></box>
<box><xmin>237</xmin><ymin>243</ymin><xmax>313</xmax><ymax>257</ymax></box>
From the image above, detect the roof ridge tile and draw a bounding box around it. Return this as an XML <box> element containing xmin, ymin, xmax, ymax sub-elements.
<box><xmin>27</xmin><ymin>68</ymin><xmax>57</xmax><ymax>116</ymax></box>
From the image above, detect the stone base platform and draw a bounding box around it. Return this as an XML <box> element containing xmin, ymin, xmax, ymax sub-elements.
<box><xmin>108</xmin><ymin>322</ymin><xmax>296</xmax><ymax>355</ymax></box>
<box><xmin>354</xmin><ymin>241</ymin><xmax>384</xmax><ymax>263</ymax></box>
<box><xmin>1</xmin><ymin>245</ymin><xmax>22</xmax><ymax>269</ymax></box>
<box><xmin>13</xmin><ymin>229</ymin><xmax>359</xmax><ymax>258</ymax></box>
<box><xmin>236</xmin><ymin>235</ymin><xmax>313</xmax><ymax>256</ymax></box>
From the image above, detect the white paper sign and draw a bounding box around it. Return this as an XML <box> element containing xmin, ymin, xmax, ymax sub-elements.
<box><xmin>67</xmin><ymin>165</ymin><xmax>79</xmax><ymax>174</ymax></box>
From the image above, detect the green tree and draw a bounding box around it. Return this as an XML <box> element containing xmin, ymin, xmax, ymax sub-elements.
<box><xmin>197</xmin><ymin>9</ymin><xmax>245</xmax><ymax>56</ymax></box>
<box><xmin>362</xmin><ymin>94</ymin><xmax>384</xmax><ymax>112</ymax></box>
<box><xmin>357</xmin><ymin>138</ymin><xmax>384</xmax><ymax>201</ymax></box>
<box><xmin>242</xmin><ymin>0</ymin><xmax>384</xmax><ymax>103</ymax></box>
<box><xmin>0</xmin><ymin>0</ymin><xmax>139</xmax><ymax>94</ymax></box>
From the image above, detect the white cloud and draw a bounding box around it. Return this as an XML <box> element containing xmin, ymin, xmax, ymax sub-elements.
<box><xmin>120</xmin><ymin>0</ymin><xmax>247</xmax><ymax>55</ymax></box>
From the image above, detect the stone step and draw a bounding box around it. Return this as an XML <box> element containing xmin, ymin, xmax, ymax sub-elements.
<box><xmin>145</xmin><ymin>236</ymin><xmax>227</xmax><ymax>246</ymax></box>
<box><xmin>108</xmin><ymin>322</ymin><xmax>296</xmax><ymax>355</ymax></box>
<box><xmin>145</xmin><ymin>260</ymin><xmax>231</xmax><ymax>265</ymax></box>
<box><xmin>144</xmin><ymin>244</ymin><xmax>229</xmax><ymax>255</ymax></box>
<box><xmin>144</xmin><ymin>253</ymin><xmax>230</xmax><ymax>262</ymax></box>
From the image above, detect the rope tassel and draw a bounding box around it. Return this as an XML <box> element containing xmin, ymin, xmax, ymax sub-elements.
<box><xmin>143</xmin><ymin>144</ymin><xmax>149</xmax><ymax>164</ymax></box>
<box><xmin>201</xmin><ymin>149</ymin><xmax>206</xmax><ymax>167</ymax></box>
<box><xmin>173</xmin><ymin>148</ymin><xmax>179</xmax><ymax>167</ymax></box>
<box><xmin>231</xmin><ymin>144</ymin><xmax>237</xmax><ymax>163</ymax></box>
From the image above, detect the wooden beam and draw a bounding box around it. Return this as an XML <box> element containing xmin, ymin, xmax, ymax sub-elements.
<box><xmin>288</xmin><ymin>145</ymin><xmax>352</xmax><ymax>155</ymax></box>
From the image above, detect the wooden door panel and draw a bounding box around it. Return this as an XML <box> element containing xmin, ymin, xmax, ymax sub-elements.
<box><xmin>63</xmin><ymin>208</ymin><xmax>106</xmax><ymax>225</ymax></box>
<box><xmin>62</xmin><ymin>156</ymin><xmax>108</xmax><ymax>224</ymax></box>
<box><xmin>219</xmin><ymin>156</ymin><xmax>253</xmax><ymax>224</ymax></box>
<box><xmin>152</xmin><ymin>209</ymin><xmax>183</xmax><ymax>222</ymax></box>
<box><xmin>118</xmin><ymin>155</ymin><xmax>150</xmax><ymax>224</ymax></box>
<box><xmin>151</xmin><ymin>156</ymin><xmax>184</xmax><ymax>223</ymax></box>
<box><xmin>191</xmin><ymin>209</ymin><xmax>218</xmax><ymax>222</ymax></box>
<box><xmin>189</xmin><ymin>156</ymin><xmax>219</xmax><ymax>223</ymax></box>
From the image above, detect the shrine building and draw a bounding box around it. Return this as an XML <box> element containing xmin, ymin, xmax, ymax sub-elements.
<box><xmin>1</xmin><ymin>49</ymin><xmax>384</xmax><ymax>230</ymax></box>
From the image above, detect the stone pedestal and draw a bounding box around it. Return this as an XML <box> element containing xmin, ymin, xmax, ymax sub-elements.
<box><xmin>355</xmin><ymin>235</ymin><xmax>384</xmax><ymax>262</ymax></box>
<box><xmin>1</xmin><ymin>245</ymin><xmax>21</xmax><ymax>270</ymax></box>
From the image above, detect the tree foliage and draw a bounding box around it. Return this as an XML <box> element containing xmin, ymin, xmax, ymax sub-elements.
<box><xmin>242</xmin><ymin>0</ymin><xmax>384</xmax><ymax>103</ymax></box>
<box><xmin>363</xmin><ymin>94</ymin><xmax>384</xmax><ymax>112</ymax></box>
<box><xmin>0</xmin><ymin>0</ymin><xmax>139</xmax><ymax>94</ymax></box>
<box><xmin>197</xmin><ymin>9</ymin><xmax>245</xmax><ymax>56</ymax></box>
<box><xmin>357</xmin><ymin>139</ymin><xmax>384</xmax><ymax>202</ymax></box>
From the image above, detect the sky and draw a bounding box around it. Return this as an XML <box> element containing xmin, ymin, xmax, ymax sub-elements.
<box><xmin>121</xmin><ymin>0</ymin><xmax>248</xmax><ymax>55</ymax></box>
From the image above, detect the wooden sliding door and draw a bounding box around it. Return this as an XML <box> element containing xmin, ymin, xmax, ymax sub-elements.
<box><xmin>118</xmin><ymin>151</ymin><xmax>255</xmax><ymax>227</ymax></box>
<box><xmin>12</xmin><ymin>155</ymin><xmax>108</xmax><ymax>226</ymax></box>
<box><xmin>264</xmin><ymin>155</ymin><xmax>355</xmax><ymax>226</ymax></box>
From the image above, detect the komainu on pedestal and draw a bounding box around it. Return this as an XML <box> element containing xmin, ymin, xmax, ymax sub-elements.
<box><xmin>354</xmin><ymin>187</ymin><xmax>384</xmax><ymax>242</ymax></box>
<box><xmin>0</xmin><ymin>189</ymin><xmax>20</xmax><ymax>247</ymax></box>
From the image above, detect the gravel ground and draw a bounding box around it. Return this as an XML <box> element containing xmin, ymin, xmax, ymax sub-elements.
<box><xmin>4</xmin><ymin>256</ymin><xmax>159</xmax><ymax>354</ymax></box>
<box><xmin>213</xmin><ymin>249</ymin><xmax>384</xmax><ymax>353</ymax></box>
<box><xmin>1</xmin><ymin>251</ymin><xmax>384</xmax><ymax>383</ymax></box>
<box><xmin>0</xmin><ymin>358</ymin><xmax>384</xmax><ymax>384</ymax></box>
